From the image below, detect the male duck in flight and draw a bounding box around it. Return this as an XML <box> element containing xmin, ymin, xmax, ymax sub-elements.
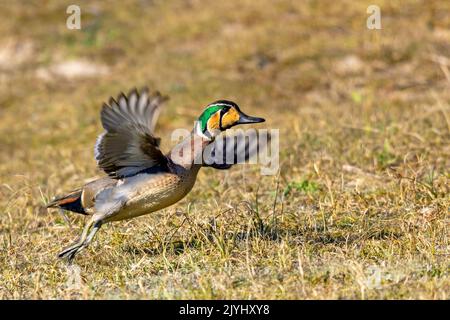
<box><xmin>47</xmin><ymin>88</ymin><xmax>265</xmax><ymax>261</ymax></box>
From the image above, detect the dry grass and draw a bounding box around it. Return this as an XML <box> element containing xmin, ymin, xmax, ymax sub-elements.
<box><xmin>0</xmin><ymin>0</ymin><xmax>449</xmax><ymax>299</ymax></box>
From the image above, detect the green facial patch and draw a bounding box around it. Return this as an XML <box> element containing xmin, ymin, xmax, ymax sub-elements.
<box><xmin>199</xmin><ymin>105</ymin><xmax>223</xmax><ymax>132</ymax></box>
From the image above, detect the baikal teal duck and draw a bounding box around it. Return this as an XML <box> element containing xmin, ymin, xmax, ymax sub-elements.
<box><xmin>47</xmin><ymin>88</ymin><xmax>266</xmax><ymax>262</ymax></box>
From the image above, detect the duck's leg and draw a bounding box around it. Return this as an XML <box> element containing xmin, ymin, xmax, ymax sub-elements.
<box><xmin>58</xmin><ymin>217</ymin><xmax>103</xmax><ymax>263</ymax></box>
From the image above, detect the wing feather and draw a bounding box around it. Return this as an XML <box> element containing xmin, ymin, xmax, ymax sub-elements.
<box><xmin>203</xmin><ymin>130</ymin><xmax>271</xmax><ymax>169</ymax></box>
<box><xmin>95</xmin><ymin>88</ymin><xmax>169</xmax><ymax>178</ymax></box>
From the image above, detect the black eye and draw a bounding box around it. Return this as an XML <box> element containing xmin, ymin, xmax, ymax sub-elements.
<box><xmin>219</xmin><ymin>106</ymin><xmax>230</xmax><ymax>130</ymax></box>
<box><xmin>220</xmin><ymin>106</ymin><xmax>230</xmax><ymax>116</ymax></box>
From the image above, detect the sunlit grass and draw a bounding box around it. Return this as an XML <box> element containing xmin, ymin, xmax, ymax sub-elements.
<box><xmin>0</xmin><ymin>0</ymin><xmax>448</xmax><ymax>299</ymax></box>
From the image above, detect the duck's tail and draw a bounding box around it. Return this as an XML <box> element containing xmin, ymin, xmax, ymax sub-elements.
<box><xmin>46</xmin><ymin>189</ymin><xmax>87</xmax><ymax>215</ymax></box>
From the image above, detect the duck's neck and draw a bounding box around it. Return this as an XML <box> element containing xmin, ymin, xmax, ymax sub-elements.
<box><xmin>169</xmin><ymin>131</ymin><xmax>212</xmax><ymax>170</ymax></box>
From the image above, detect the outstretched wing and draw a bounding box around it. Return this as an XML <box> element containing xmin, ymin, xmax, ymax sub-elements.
<box><xmin>95</xmin><ymin>88</ymin><xmax>169</xmax><ymax>178</ymax></box>
<box><xmin>203</xmin><ymin>130</ymin><xmax>271</xmax><ymax>169</ymax></box>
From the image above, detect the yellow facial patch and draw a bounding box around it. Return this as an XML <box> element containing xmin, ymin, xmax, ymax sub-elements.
<box><xmin>220</xmin><ymin>108</ymin><xmax>240</xmax><ymax>129</ymax></box>
<box><xmin>206</xmin><ymin>111</ymin><xmax>221</xmax><ymax>132</ymax></box>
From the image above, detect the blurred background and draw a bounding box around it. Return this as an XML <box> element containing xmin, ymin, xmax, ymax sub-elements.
<box><xmin>0</xmin><ymin>1</ymin><xmax>448</xmax><ymax>299</ymax></box>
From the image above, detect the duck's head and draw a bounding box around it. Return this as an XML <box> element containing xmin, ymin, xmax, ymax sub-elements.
<box><xmin>195</xmin><ymin>100</ymin><xmax>265</xmax><ymax>140</ymax></box>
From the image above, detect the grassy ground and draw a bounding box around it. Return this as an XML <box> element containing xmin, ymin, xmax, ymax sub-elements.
<box><xmin>0</xmin><ymin>0</ymin><xmax>449</xmax><ymax>299</ymax></box>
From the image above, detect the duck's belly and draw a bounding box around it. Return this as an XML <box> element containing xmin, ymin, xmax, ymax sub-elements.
<box><xmin>99</xmin><ymin>170</ymin><xmax>198</xmax><ymax>223</ymax></box>
<box><xmin>111</xmin><ymin>181</ymin><xmax>189</xmax><ymax>221</ymax></box>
